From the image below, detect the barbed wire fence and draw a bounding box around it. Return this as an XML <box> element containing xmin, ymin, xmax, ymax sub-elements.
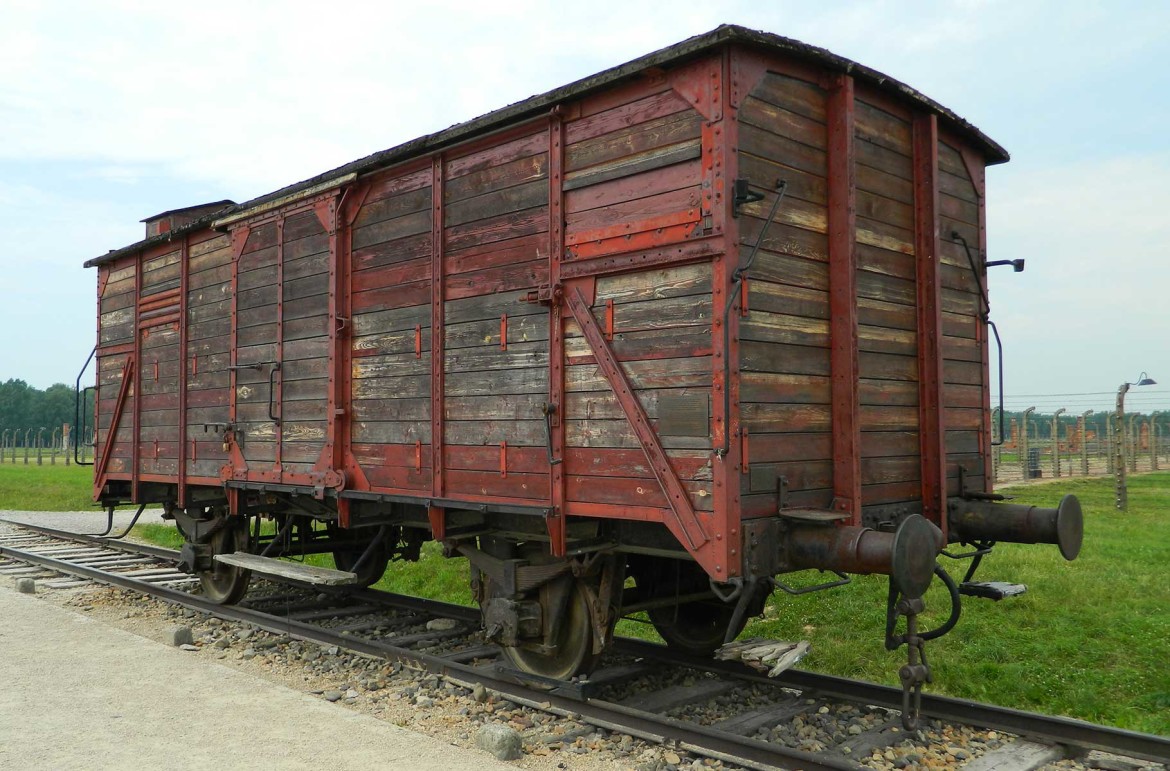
<box><xmin>992</xmin><ymin>388</ymin><xmax>1170</xmax><ymax>485</ymax></box>
<box><xmin>0</xmin><ymin>425</ymin><xmax>93</xmax><ymax>466</ymax></box>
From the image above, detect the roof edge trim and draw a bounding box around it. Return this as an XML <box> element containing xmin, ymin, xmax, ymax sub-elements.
<box><xmin>212</xmin><ymin>173</ymin><xmax>357</xmax><ymax>229</ymax></box>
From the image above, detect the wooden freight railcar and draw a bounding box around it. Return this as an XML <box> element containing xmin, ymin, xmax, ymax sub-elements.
<box><xmin>84</xmin><ymin>26</ymin><xmax>1081</xmax><ymax>698</ymax></box>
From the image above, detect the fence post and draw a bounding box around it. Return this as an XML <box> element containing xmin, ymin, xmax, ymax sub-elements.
<box><xmin>23</xmin><ymin>428</ymin><xmax>31</xmax><ymax>465</ymax></box>
<box><xmin>1128</xmin><ymin>415</ymin><xmax>1138</xmax><ymax>472</ymax></box>
<box><xmin>1079</xmin><ymin>411</ymin><xmax>1092</xmax><ymax>476</ymax></box>
<box><xmin>0</xmin><ymin>430</ymin><xmax>7</xmax><ymax>465</ymax></box>
<box><xmin>64</xmin><ymin>424</ymin><xmax>71</xmax><ymax>467</ymax></box>
<box><xmin>991</xmin><ymin>407</ymin><xmax>1001</xmax><ymax>482</ymax></box>
<box><xmin>35</xmin><ymin>428</ymin><xmax>44</xmax><ymax>466</ymax></box>
<box><xmin>1149</xmin><ymin>419</ymin><xmax>1157</xmax><ymax>472</ymax></box>
<box><xmin>1051</xmin><ymin>408</ymin><xmax>1066</xmax><ymax>477</ymax></box>
<box><xmin>1021</xmin><ymin>407</ymin><xmax>1036</xmax><ymax>480</ymax></box>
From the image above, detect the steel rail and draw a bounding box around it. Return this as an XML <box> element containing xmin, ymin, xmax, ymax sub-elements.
<box><xmin>3</xmin><ymin>521</ymin><xmax>1167</xmax><ymax>765</ymax></box>
<box><xmin>619</xmin><ymin>640</ymin><xmax>1170</xmax><ymax>765</ymax></box>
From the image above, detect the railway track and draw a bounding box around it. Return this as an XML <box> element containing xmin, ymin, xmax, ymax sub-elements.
<box><xmin>1</xmin><ymin>520</ymin><xmax>1166</xmax><ymax>771</ymax></box>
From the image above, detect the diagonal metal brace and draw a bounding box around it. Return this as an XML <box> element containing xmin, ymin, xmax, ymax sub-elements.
<box><xmin>563</xmin><ymin>285</ymin><xmax>709</xmax><ymax>551</ymax></box>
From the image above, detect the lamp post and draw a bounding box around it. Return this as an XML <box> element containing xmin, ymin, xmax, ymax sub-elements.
<box><xmin>1116</xmin><ymin>372</ymin><xmax>1157</xmax><ymax>511</ymax></box>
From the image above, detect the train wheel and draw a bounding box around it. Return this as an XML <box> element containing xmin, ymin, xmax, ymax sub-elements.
<box><xmin>502</xmin><ymin>582</ymin><xmax>596</xmax><ymax>680</ymax></box>
<box><xmin>648</xmin><ymin>600</ymin><xmax>742</xmax><ymax>656</ymax></box>
<box><xmin>634</xmin><ymin>558</ymin><xmax>749</xmax><ymax>657</ymax></box>
<box><xmin>327</xmin><ymin>524</ymin><xmax>390</xmax><ymax>588</ymax></box>
<box><xmin>199</xmin><ymin>519</ymin><xmax>251</xmax><ymax>604</ymax></box>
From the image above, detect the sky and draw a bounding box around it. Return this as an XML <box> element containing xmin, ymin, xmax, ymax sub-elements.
<box><xmin>1</xmin><ymin>0</ymin><xmax>1167</xmax><ymax>416</ymax></box>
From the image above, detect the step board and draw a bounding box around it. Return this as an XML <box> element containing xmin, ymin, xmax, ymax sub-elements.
<box><xmin>960</xmin><ymin>581</ymin><xmax>1027</xmax><ymax>601</ymax></box>
<box><xmin>214</xmin><ymin>553</ymin><xmax>357</xmax><ymax>586</ymax></box>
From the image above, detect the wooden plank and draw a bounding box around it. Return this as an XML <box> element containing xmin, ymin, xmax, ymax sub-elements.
<box><xmin>446</xmin><ymin>131</ymin><xmax>547</xmax><ymax>179</ymax></box>
<box><xmin>444</xmin><ymin>179</ymin><xmax>547</xmax><ymax>229</ymax></box>
<box><xmin>738</xmin><ymin>122</ymin><xmax>827</xmax><ymax>177</ymax></box>
<box><xmin>353</xmin><ymin>185</ymin><xmax>431</xmax><ymax>229</ymax></box>
<box><xmin>740</xmin><ymin>95</ymin><xmax>826</xmax><ymax>150</ymax></box>
<box><xmin>444</xmin><ymin>152</ymin><xmax>547</xmax><ymax>203</ymax></box>
<box><xmin>565</xmin><ymin>357</ymin><xmax>713</xmax><ymax>394</ymax></box>
<box><xmin>738</xmin><ymin>151</ymin><xmax>827</xmax><ymax>208</ymax></box>
<box><xmin>741</xmin><ymin>341</ymin><xmax>829</xmax><ymax>376</ymax></box>
<box><xmin>740</xmin><ymin>372</ymin><xmax>829</xmax><ymax>404</ymax></box>
<box><xmin>565</xmin><ymin>89</ymin><xmax>692</xmax><ymax>145</ymax></box>
<box><xmin>444</xmin><ymin>205</ymin><xmax>547</xmax><ymax>252</ymax></box>
<box><xmin>446</xmin><ymin>368</ymin><xmax>547</xmax><ymax>397</ymax></box>
<box><xmin>854</xmin><ymin>99</ymin><xmax>911</xmax><ymax>156</ymax></box>
<box><xmin>563</xmin><ymin>140</ymin><xmax>700</xmax><ymax>192</ymax></box>
<box><xmin>566</xmin><ymin>111</ymin><xmax>701</xmax><ymax>173</ymax></box>
<box><xmin>749</xmin><ymin>71</ymin><xmax>826</xmax><ymax>123</ymax></box>
<box><xmin>215</xmin><ymin>553</ymin><xmax>357</xmax><ymax>586</ymax></box>
<box><xmin>445</xmin><ymin>260</ymin><xmax>547</xmax><ymax>301</ymax></box>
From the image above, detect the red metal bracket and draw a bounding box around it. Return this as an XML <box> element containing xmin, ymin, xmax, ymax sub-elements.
<box><xmin>604</xmin><ymin>300</ymin><xmax>614</xmax><ymax>341</ymax></box>
<box><xmin>563</xmin><ymin>284</ymin><xmax>709</xmax><ymax>551</ymax></box>
<box><xmin>499</xmin><ymin>441</ymin><xmax>507</xmax><ymax>478</ymax></box>
<box><xmin>500</xmin><ymin>314</ymin><xmax>508</xmax><ymax>351</ymax></box>
<box><xmin>229</xmin><ymin>226</ymin><xmax>250</xmax><ymax>262</ymax></box>
<box><xmin>427</xmin><ymin>504</ymin><xmax>446</xmax><ymax>541</ymax></box>
<box><xmin>668</xmin><ymin>57</ymin><xmax>722</xmax><ymax>123</ymax></box>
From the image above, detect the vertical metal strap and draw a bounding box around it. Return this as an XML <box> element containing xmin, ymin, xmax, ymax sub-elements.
<box><xmin>430</xmin><ymin>156</ymin><xmax>445</xmax><ymax>501</ymax></box>
<box><xmin>274</xmin><ymin>217</ymin><xmax>285</xmax><ymax>478</ymax></box>
<box><xmin>177</xmin><ymin>234</ymin><xmax>189</xmax><ymax>505</ymax></box>
<box><xmin>827</xmin><ymin>74</ymin><xmax>861</xmax><ymax>524</ymax></box>
<box><xmin>547</xmin><ymin>113</ymin><xmax>567</xmax><ymax>557</ymax></box>
<box><xmin>913</xmin><ymin>113</ymin><xmax>947</xmax><ymax>534</ymax></box>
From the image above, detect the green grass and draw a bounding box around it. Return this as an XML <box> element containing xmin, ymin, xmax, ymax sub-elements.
<box><xmin>0</xmin><ymin>462</ymin><xmax>104</xmax><ymax>510</ymax></box>
<box><xmin>5</xmin><ymin>464</ymin><xmax>1166</xmax><ymax>734</ymax></box>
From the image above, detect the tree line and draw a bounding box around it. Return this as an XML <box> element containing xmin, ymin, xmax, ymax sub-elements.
<box><xmin>0</xmin><ymin>379</ymin><xmax>92</xmax><ymax>440</ymax></box>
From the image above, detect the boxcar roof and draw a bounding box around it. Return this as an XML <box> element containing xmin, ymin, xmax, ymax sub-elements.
<box><xmin>86</xmin><ymin>24</ymin><xmax>1008</xmax><ymax>268</ymax></box>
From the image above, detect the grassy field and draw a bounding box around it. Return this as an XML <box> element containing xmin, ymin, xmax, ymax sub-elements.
<box><xmin>0</xmin><ymin>462</ymin><xmax>103</xmax><ymax>510</ymax></box>
<box><xmin>5</xmin><ymin>464</ymin><xmax>1167</xmax><ymax>734</ymax></box>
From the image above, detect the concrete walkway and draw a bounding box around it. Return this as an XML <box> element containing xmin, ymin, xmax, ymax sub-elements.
<box><xmin>0</xmin><ymin>507</ymin><xmax>169</xmax><ymax>536</ymax></box>
<box><xmin>0</xmin><ymin>584</ymin><xmax>515</xmax><ymax>771</ymax></box>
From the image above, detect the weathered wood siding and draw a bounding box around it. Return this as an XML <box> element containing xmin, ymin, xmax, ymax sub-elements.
<box><xmin>95</xmin><ymin>257</ymin><xmax>138</xmax><ymax>475</ymax></box>
<box><xmin>185</xmin><ymin>232</ymin><xmax>232</xmax><ymax>479</ymax></box>
<box><xmin>234</xmin><ymin>221</ymin><xmax>280</xmax><ymax>467</ymax></box>
<box><xmin>564</xmin><ymin>264</ymin><xmax>715</xmax><ymax>511</ymax></box>
<box><xmin>349</xmin><ymin>167</ymin><xmax>435</xmax><ymax>490</ymax></box>
<box><xmin>737</xmin><ymin>71</ymin><xmax>834</xmax><ymax>512</ymax></box>
<box><xmin>443</xmin><ymin>130</ymin><xmax>550</xmax><ymax>500</ymax></box>
<box><xmin>938</xmin><ymin>140</ymin><xmax>987</xmax><ymax>493</ymax></box>
<box><xmin>853</xmin><ymin>97</ymin><xmax>921</xmax><ymax>505</ymax></box>
<box><xmin>560</xmin><ymin>82</ymin><xmax>712</xmax><ymax>512</ymax></box>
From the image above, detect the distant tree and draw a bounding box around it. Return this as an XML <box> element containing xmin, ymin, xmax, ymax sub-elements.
<box><xmin>0</xmin><ymin>380</ymin><xmax>91</xmax><ymax>440</ymax></box>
